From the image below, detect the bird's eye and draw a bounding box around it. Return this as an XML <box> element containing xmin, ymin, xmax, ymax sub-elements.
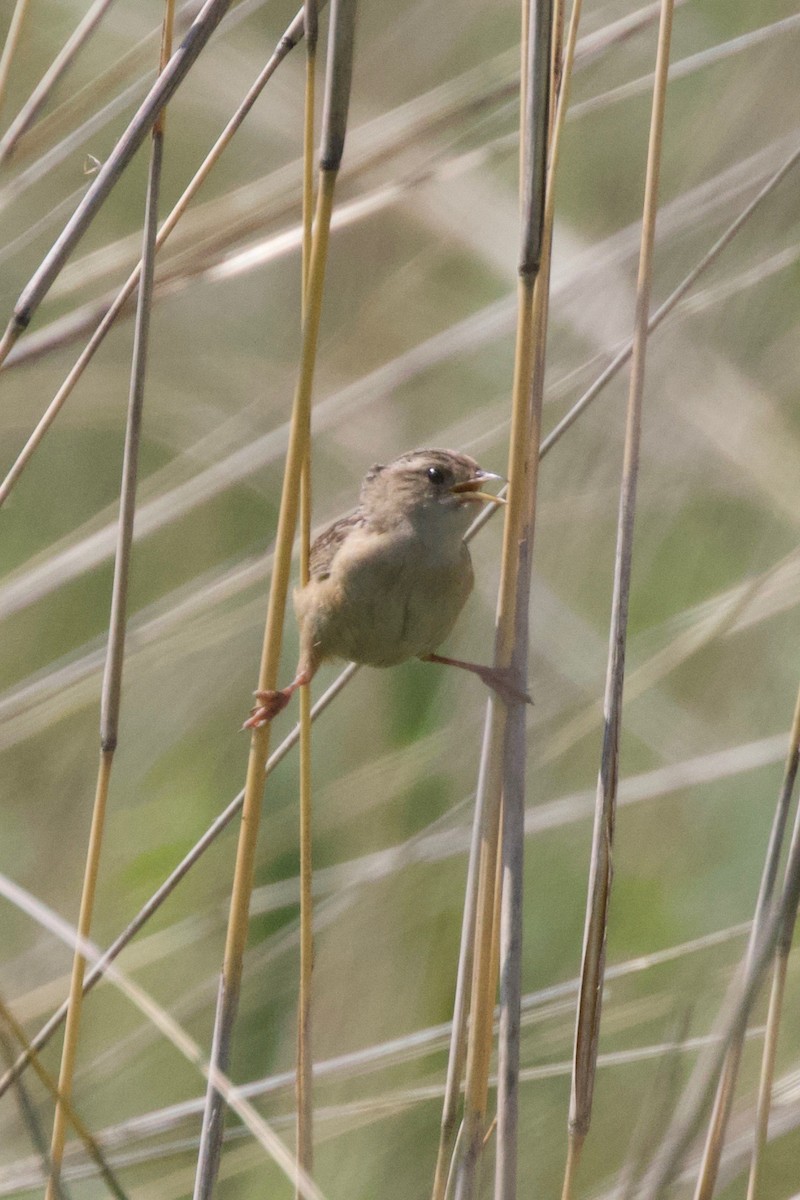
<box><xmin>427</xmin><ymin>466</ymin><xmax>445</xmax><ymax>485</ymax></box>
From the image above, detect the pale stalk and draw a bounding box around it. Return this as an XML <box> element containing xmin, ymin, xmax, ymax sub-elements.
<box><xmin>433</xmin><ymin>2</ymin><xmax>553</xmax><ymax>1195</ymax></box>
<box><xmin>296</xmin><ymin>0</ymin><xmax>318</xmax><ymax>1186</ymax></box>
<box><xmin>453</xmin><ymin>7</ymin><xmax>553</xmax><ymax>1190</ymax></box>
<box><xmin>494</xmin><ymin>0</ymin><xmax>571</xmax><ymax>1193</ymax></box>
<box><xmin>562</xmin><ymin>3</ymin><xmax>674</xmax><ymax>1196</ymax></box>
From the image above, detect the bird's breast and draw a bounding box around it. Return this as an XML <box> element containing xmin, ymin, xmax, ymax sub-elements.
<box><xmin>297</xmin><ymin>527</ymin><xmax>474</xmax><ymax>668</ymax></box>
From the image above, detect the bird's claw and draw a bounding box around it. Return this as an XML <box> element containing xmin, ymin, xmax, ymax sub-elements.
<box><xmin>475</xmin><ymin>665</ymin><xmax>532</xmax><ymax>707</ymax></box>
<box><xmin>242</xmin><ymin>688</ymin><xmax>291</xmax><ymax>730</ymax></box>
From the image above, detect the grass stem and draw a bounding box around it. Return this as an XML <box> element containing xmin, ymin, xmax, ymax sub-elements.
<box><xmin>563</xmin><ymin>1</ymin><xmax>674</xmax><ymax>1192</ymax></box>
<box><xmin>44</xmin><ymin>7</ymin><xmax>174</xmax><ymax>1192</ymax></box>
<box><xmin>193</xmin><ymin>7</ymin><xmax>356</xmax><ymax>1193</ymax></box>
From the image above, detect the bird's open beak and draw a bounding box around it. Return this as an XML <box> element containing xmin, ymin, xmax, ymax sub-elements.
<box><xmin>450</xmin><ymin>471</ymin><xmax>506</xmax><ymax>505</ymax></box>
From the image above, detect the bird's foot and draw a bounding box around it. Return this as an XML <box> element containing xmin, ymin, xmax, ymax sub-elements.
<box><xmin>421</xmin><ymin>654</ymin><xmax>532</xmax><ymax>706</ymax></box>
<box><xmin>242</xmin><ymin>687</ymin><xmax>293</xmax><ymax>730</ymax></box>
<box><xmin>241</xmin><ymin>668</ymin><xmax>312</xmax><ymax>730</ymax></box>
<box><xmin>469</xmin><ymin>663</ymin><xmax>532</xmax><ymax>707</ymax></box>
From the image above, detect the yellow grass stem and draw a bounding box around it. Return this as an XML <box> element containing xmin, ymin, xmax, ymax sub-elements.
<box><xmin>454</xmin><ymin>68</ymin><xmax>552</xmax><ymax>1174</ymax></box>
<box><xmin>436</xmin><ymin>3</ymin><xmax>562</xmax><ymax>1194</ymax></box>
<box><xmin>746</xmin><ymin>953</ymin><xmax>788</xmax><ymax>1200</ymax></box>
<box><xmin>192</xmin><ymin>169</ymin><xmax>337</xmax><ymax>1200</ymax></box>
<box><xmin>692</xmin><ymin>1049</ymin><xmax>741</xmax><ymax>1200</ymax></box>
<box><xmin>45</xmin><ymin>7</ymin><xmax>175</xmax><ymax>1193</ymax></box>
<box><xmin>45</xmin><ymin>748</ymin><xmax>113</xmax><ymax>1199</ymax></box>
<box><xmin>447</xmin><ymin>265</ymin><xmax>540</xmax><ymax>1192</ymax></box>
<box><xmin>563</xmin><ymin>2</ymin><xmax>674</xmax><ymax>1193</ymax></box>
<box><xmin>455</xmin><ymin>746</ymin><xmax>505</xmax><ymax>1190</ymax></box>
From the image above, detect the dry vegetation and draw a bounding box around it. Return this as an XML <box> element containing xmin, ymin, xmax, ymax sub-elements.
<box><xmin>1</xmin><ymin>1</ymin><xmax>800</xmax><ymax>1198</ymax></box>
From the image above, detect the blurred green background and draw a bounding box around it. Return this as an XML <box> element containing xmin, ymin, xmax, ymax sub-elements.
<box><xmin>1</xmin><ymin>0</ymin><xmax>800</xmax><ymax>1196</ymax></box>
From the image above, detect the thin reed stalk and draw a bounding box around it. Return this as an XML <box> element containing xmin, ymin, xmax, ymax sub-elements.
<box><xmin>746</xmin><ymin>956</ymin><xmax>787</xmax><ymax>1200</ymax></box>
<box><xmin>432</xmin><ymin>3</ymin><xmax>566</xmax><ymax>1194</ymax></box>
<box><xmin>562</xmin><ymin>3</ymin><xmax>674</xmax><ymax>1195</ymax></box>
<box><xmin>447</xmin><ymin>5</ymin><xmax>553</xmax><ymax>1199</ymax></box>
<box><xmin>0</xmin><ymin>0</ymin><xmax>233</xmax><ymax>368</ymax></box>
<box><xmin>296</xmin><ymin>0</ymin><xmax>318</xmax><ymax>1185</ymax></box>
<box><xmin>44</xmin><ymin>8</ymin><xmax>174</xmax><ymax>1197</ymax></box>
<box><xmin>192</xmin><ymin>5</ymin><xmax>356</xmax><ymax>1195</ymax></box>
<box><xmin>494</xmin><ymin>0</ymin><xmax>556</xmax><ymax>1192</ymax></box>
<box><xmin>0</xmin><ymin>4</ymin><xmax>312</xmax><ymax>508</ymax></box>
<box><xmin>693</xmin><ymin>682</ymin><xmax>800</xmax><ymax>1200</ymax></box>
<box><xmin>451</xmin><ymin>728</ymin><xmax>504</xmax><ymax>1200</ymax></box>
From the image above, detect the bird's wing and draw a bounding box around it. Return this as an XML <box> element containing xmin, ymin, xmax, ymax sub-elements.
<box><xmin>309</xmin><ymin>511</ymin><xmax>364</xmax><ymax>581</ymax></box>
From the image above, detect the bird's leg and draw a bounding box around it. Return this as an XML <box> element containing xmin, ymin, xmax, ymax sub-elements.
<box><xmin>242</xmin><ymin>665</ymin><xmax>313</xmax><ymax>730</ymax></box>
<box><xmin>420</xmin><ymin>653</ymin><xmax>532</xmax><ymax>706</ymax></box>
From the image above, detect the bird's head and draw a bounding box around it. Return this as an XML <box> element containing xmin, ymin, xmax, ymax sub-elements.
<box><xmin>359</xmin><ymin>448</ymin><xmax>504</xmax><ymax>541</ymax></box>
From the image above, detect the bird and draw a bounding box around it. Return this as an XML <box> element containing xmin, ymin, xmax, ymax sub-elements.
<box><xmin>244</xmin><ymin>448</ymin><xmax>530</xmax><ymax>728</ymax></box>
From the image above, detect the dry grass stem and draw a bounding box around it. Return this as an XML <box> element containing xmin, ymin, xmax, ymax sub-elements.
<box><xmin>2</xmin><ymin>7</ymin><xmax>798</xmax><ymax>1196</ymax></box>
<box><xmin>448</xmin><ymin>3</ymin><xmax>554</xmax><ymax>1196</ymax></box>
<box><xmin>563</xmin><ymin>1</ymin><xmax>674</xmax><ymax>1193</ymax></box>
<box><xmin>192</xmin><ymin>4</ymin><xmax>357</xmax><ymax>1194</ymax></box>
<box><xmin>494</xmin><ymin>0</ymin><xmax>558</xmax><ymax>1192</ymax></box>
<box><xmin>43</xmin><ymin>8</ymin><xmax>175</xmax><ymax>1196</ymax></box>
<box><xmin>296</xmin><ymin>1</ymin><xmax>319</xmax><ymax>1184</ymax></box>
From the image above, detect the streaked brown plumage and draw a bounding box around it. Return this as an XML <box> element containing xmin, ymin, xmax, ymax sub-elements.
<box><xmin>244</xmin><ymin>448</ymin><xmax>527</xmax><ymax>728</ymax></box>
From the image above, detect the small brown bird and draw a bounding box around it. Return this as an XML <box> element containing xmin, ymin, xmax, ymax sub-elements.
<box><xmin>244</xmin><ymin>448</ymin><xmax>528</xmax><ymax>728</ymax></box>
